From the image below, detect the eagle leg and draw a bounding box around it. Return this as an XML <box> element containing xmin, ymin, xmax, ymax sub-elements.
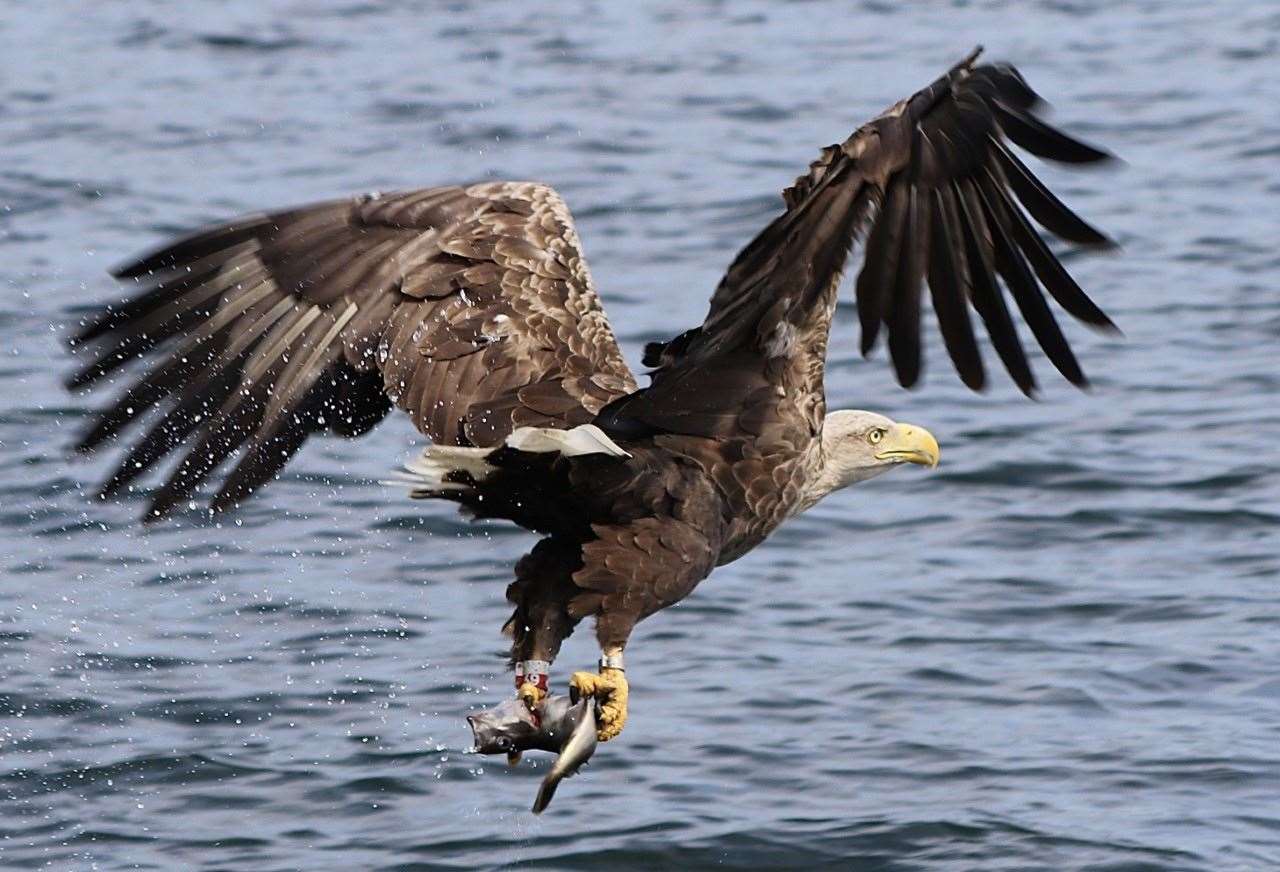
<box><xmin>569</xmin><ymin>646</ymin><xmax>628</xmax><ymax>742</ymax></box>
<box><xmin>507</xmin><ymin>658</ymin><xmax>554</xmax><ymax>765</ymax></box>
<box><xmin>504</xmin><ymin>537</ymin><xmax>582</xmax><ymax>756</ymax></box>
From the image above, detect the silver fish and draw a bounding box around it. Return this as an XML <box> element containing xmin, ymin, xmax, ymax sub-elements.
<box><xmin>467</xmin><ymin>693</ymin><xmax>598</xmax><ymax>813</ymax></box>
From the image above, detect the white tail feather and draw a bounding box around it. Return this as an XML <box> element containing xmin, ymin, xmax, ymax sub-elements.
<box><xmin>384</xmin><ymin>443</ymin><xmax>494</xmax><ymax>498</ymax></box>
<box><xmin>505</xmin><ymin>424</ymin><xmax>630</xmax><ymax>458</ymax></box>
<box><xmin>385</xmin><ymin>424</ymin><xmax>628</xmax><ymax>500</ymax></box>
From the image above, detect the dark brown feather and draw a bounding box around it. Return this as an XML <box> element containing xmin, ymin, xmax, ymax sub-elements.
<box><xmin>977</xmin><ymin>176</ymin><xmax>1087</xmax><ymax>386</ymax></box>
<box><xmin>110</xmin><ymin>219</ymin><xmax>276</xmax><ymax>279</ymax></box>
<box><xmin>927</xmin><ymin>189</ymin><xmax>985</xmax><ymax>390</ymax></box>
<box><xmin>888</xmin><ymin>188</ymin><xmax>931</xmax><ymax>388</ymax></box>
<box><xmin>955</xmin><ymin>180</ymin><xmax>1036</xmax><ymax>395</ymax></box>
<box><xmin>633</xmin><ymin>50</ymin><xmax>1114</xmax><ymax>410</ymax></box>
<box><xmin>855</xmin><ymin>179</ymin><xmax>908</xmax><ymax>355</ymax></box>
<box><xmin>992</xmin><ymin>100</ymin><xmax>1112</xmax><ymax>164</ymax></box>
<box><xmin>981</xmin><ymin>169</ymin><xmax>1117</xmax><ymax>330</ymax></box>
<box><xmin>992</xmin><ymin>140</ymin><xmax>1114</xmax><ymax>247</ymax></box>
<box><xmin>72</xmin><ymin>182</ymin><xmax>635</xmax><ymax>517</ymax></box>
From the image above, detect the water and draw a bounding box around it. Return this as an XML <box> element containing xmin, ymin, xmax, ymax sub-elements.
<box><xmin>2</xmin><ymin>2</ymin><xmax>1278</xmax><ymax>869</ymax></box>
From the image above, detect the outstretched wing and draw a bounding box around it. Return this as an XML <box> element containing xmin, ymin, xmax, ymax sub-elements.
<box><xmin>69</xmin><ymin>182</ymin><xmax>636</xmax><ymax>518</ymax></box>
<box><xmin>633</xmin><ymin>48</ymin><xmax>1115</xmax><ymax>436</ymax></box>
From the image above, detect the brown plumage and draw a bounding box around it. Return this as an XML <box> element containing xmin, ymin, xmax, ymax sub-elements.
<box><xmin>71</xmin><ymin>183</ymin><xmax>635</xmax><ymax>517</ymax></box>
<box><xmin>68</xmin><ymin>50</ymin><xmax>1117</xmax><ymax>739</ymax></box>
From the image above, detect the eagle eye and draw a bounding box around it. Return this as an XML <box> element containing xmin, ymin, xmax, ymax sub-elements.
<box><xmin>867</xmin><ymin>427</ymin><xmax>886</xmax><ymax>444</ymax></box>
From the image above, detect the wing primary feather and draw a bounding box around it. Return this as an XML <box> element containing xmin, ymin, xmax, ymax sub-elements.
<box><xmin>926</xmin><ymin>189</ymin><xmax>985</xmax><ymax>390</ymax></box>
<box><xmin>96</xmin><ymin>301</ymin><xmax>300</xmax><ymax>490</ymax></box>
<box><xmin>77</xmin><ymin>331</ymin><xmax>226</xmax><ymax>453</ymax></box>
<box><xmin>981</xmin><ymin>168</ymin><xmax>1117</xmax><ymax>331</ymax></box>
<box><xmin>110</xmin><ymin>219</ymin><xmax>273</xmax><ymax>279</ymax></box>
<box><xmin>210</xmin><ymin>415</ymin><xmax>311</xmax><ymax>514</ymax></box>
<box><xmin>976</xmin><ymin>178</ymin><xmax>1087</xmax><ymax>386</ymax></box>
<box><xmin>69</xmin><ymin>250</ymin><xmax>267</xmax><ymax>388</ymax></box>
<box><xmin>855</xmin><ymin>179</ymin><xmax>908</xmax><ymax>356</ymax></box>
<box><xmin>98</xmin><ymin>364</ymin><xmax>243</xmax><ymax>498</ymax></box>
<box><xmin>143</xmin><ymin>367</ymin><xmax>278</xmax><ymax>519</ymax></box>
<box><xmin>71</xmin><ymin>263</ymin><xmax>225</xmax><ymax>346</ymax></box>
<box><xmin>145</xmin><ymin>411</ymin><xmax>257</xmax><ymax>519</ymax></box>
<box><xmin>143</xmin><ymin>305</ymin><xmax>321</xmax><ymax>516</ymax></box>
<box><xmin>887</xmin><ymin>188</ymin><xmax>930</xmax><ymax>387</ymax></box>
<box><xmin>261</xmin><ymin>303</ymin><xmax>358</xmax><ymax>426</ymax></box>
<box><xmin>68</xmin><ymin>300</ymin><xmax>218</xmax><ymax>389</ymax></box>
<box><xmin>955</xmin><ymin>180</ymin><xmax>1036</xmax><ymax>395</ymax></box>
<box><xmin>992</xmin><ymin>100</ymin><xmax>1112</xmax><ymax>164</ymax></box>
<box><xmin>991</xmin><ymin>139</ymin><xmax>1114</xmax><ymax>246</ymax></box>
<box><xmin>973</xmin><ymin>64</ymin><xmax>1043</xmax><ymax>111</ymax></box>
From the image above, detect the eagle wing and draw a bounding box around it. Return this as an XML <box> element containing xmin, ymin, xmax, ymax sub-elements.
<box><xmin>69</xmin><ymin>182</ymin><xmax>637</xmax><ymax>517</ymax></box>
<box><xmin>618</xmin><ymin>49</ymin><xmax>1115</xmax><ymax>441</ymax></box>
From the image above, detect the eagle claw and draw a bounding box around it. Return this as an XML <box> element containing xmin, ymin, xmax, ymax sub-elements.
<box><xmin>569</xmin><ymin>667</ymin><xmax>628</xmax><ymax>742</ymax></box>
<box><xmin>516</xmin><ymin>681</ymin><xmax>546</xmax><ymax>712</ymax></box>
<box><xmin>502</xmin><ymin>681</ymin><xmax>547</xmax><ymax>765</ymax></box>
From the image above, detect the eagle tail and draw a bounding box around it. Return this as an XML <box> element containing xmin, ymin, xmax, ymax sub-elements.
<box><xmin>384</xmin><ymin>444</ymin><xmax>495</xmax><ymax>499</ymax></box>
<box><xmin>385</xmin><ymin>424</ymin><xmax>629</xmax><ymax>500</ymax></box>
<box><xmin>504</xmin><ymin>424</ymin><xmax>630</xmax><ymax>458</ymax></box>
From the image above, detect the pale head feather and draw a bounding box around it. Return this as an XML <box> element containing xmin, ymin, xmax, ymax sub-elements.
<box><xmin>797</xmin><ymin>410</ymin><xmax>931</xmax><ymax>513</ymax></box>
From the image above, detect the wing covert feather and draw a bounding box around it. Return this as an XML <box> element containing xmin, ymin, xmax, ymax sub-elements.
<box><xmin>70</xmin><ymin>182</ymin><xmax>635</xmax><ymax>517</ymax></box>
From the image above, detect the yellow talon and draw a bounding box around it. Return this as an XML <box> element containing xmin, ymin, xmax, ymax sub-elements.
<box><xmin>516</xmin><ymin>681</ymin><xmax>546</xmax><ymax>710</ymax></box>
<box><xmin>569</xmin><ymin>666</ymin><xmax>629</xmax><ymax>742</ymax></box>
<box><xmin>510</xmin><ymin>681</ymin><xmax>547</xmax><ymax>765</ymax></box>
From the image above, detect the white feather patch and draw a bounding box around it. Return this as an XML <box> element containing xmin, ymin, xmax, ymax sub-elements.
<box><xmin>504</xmin><ymin>424</ymin><xmax>630</xmax><ymax>458</ymax></box>
<box><xmin>382</xmin><ymin>443</ymin><xmax>494</xmax><ymax>497</ymax></box>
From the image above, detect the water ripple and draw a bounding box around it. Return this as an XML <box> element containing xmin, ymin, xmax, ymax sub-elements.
<box><xmin>2</xmin><ymin>2</ymin><xmax>1278</xmax><ymax>870</ymax></box>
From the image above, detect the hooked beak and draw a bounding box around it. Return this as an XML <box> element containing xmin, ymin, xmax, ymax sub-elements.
<box><xmin>875</xmin><ymin>422</ymin><xmax>940</xmax><ymax>469</ymax></box>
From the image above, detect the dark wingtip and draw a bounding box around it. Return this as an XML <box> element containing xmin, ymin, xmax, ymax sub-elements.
<box><xmin>140</xmin><ymin>506</ymin><xmax>169</xmax><ymax>525</ymax></box>
<box><xmin>97</xmin><ymin>476</ymin><xmax>125</xmax><ymax>500</ymax></box>
<box><xmin>209</xmin><ymin>492</ymin><xmax>240</xmax><ymax>515</ymax></box>
<box><xmin>958</xmin><ymin>45</ymin><xmax>984</xmax><ymax>71</ymax></box>
<box><xmin>109</xmin><ymin>247</ymin><xmax>170</xmax><ymax>280</ymax></box>
<box><xmin>143</xmin><ymin>493</ymin><xmax>180</xmax><ymax>522</ymax></box>
<box><xmin>1091</xmin><ymin>317</ymin><xmax>1123</xmax><ymax>337</ymax></box>
<box><xmin>65</xmin><ymin>366</ymin><xmax>100</xmax><ymax>391</ymax></box>
<box><xmin>108</xmin><ymin>261</ymin><xmax>140</xmax><ymax>281</ymax></box>
<box><xmin>980</xmin><ymin>63</ymin><xmax>1044</xmax><ymax>111</ymax></box>
<box><xmin>961</xmin><ymin>370</ymin><xmax>988</xmax><ymax>392</ymax></box>
<box><xmin>994</xmin><ymin>101</ymin><xmax>1113</xmax><ymax>164</ymax></box>
<box><xmin>1081</xmin><ymin>149</ymin><xmax>1118</xmax><ymax>167</ymax></box>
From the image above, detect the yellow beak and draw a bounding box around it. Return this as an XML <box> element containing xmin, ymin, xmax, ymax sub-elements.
<box><xmin>875</xmin><ymin>422</ymin><xmax>940</xmax><ymax>469</ymax></box>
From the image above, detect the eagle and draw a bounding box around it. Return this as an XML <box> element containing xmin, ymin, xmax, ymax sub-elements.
<box><xmin>68</xmin><ymin>49</ymin><xmax>1116</xmax><ymax>745</ymax></box>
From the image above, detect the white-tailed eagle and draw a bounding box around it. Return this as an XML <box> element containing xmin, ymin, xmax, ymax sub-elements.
<box><xmin>69</xmin><ymin>49</ymin><xmax>1116</xmax><ymax>752</ymax></box>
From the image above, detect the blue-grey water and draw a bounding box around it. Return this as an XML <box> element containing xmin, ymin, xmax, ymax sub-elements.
<box><xmin>2</xmin><ymin>2</ymin><xmax>1278</xmax><ymax>870</ymax></box>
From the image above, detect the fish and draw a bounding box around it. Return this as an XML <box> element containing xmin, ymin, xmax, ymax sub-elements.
<box><xmin>467</xmin><ymin>692</ymin><xmax>599</xmax><ymax>813</ymax></box>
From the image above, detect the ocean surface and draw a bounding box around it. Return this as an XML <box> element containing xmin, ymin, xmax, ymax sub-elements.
<box><xmin>2</xmin><ymin>2</ymin><xmax>1278</xmax><ymax>869</ymax></box>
